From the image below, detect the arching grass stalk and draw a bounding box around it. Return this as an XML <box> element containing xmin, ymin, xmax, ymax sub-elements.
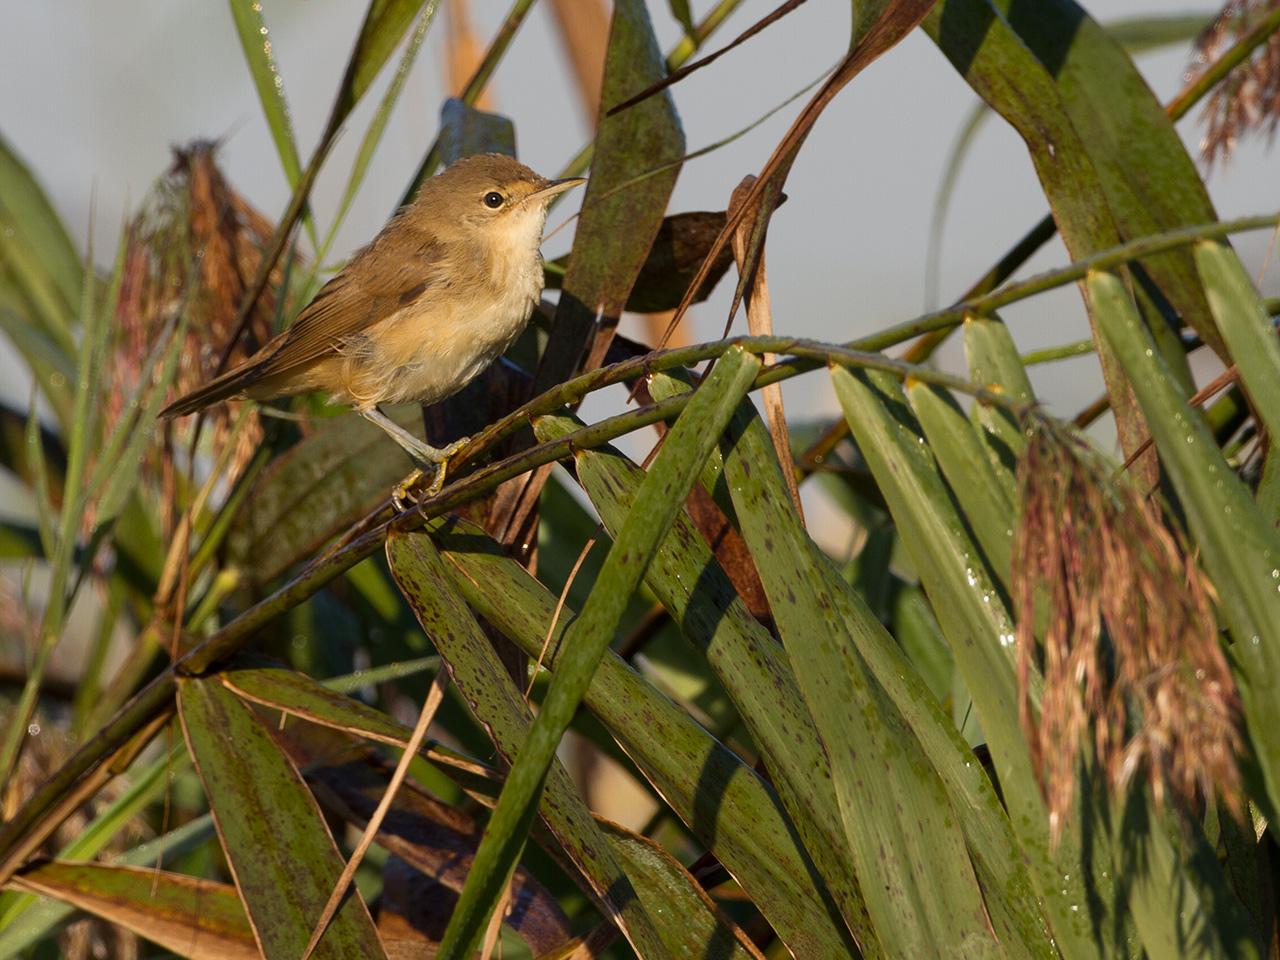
<box><xmin>467</xmin><ymin>211</ymin><xmax>1280</xmax><ymax>471</ymax></box>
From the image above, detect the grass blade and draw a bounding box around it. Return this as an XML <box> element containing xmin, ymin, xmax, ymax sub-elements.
<box><xmin>906</xmin><ymin>380</ymin><xmax>1015</xmax><ymax>588</ymax></box>
<box><xmin>829</xmin><ymin>365</ymin><xmax>1112</xmax><ymax>957</ymax></box>
<box><xmin>228</xmin><ymin>0</ymin><xmax>302</xmax><ymax>185</ymax></box>
<box><xmin>963</xmin><ymin>313</ymin><xmax>1036</xmax><ymax>498</ymax></box>
<box><xmin>704</xmin><ymin>378</ymin><xmax>1009</xmax><ymax>956</ymax></box>
<box><xmin>925</xmin><ymin>101</ymin><xmax>991</xmax><ymax>309</ymax></box>
<box><xmin>651</xmin><ymin>368</ymin><xmax>1060</xmax><ymax>957</ymax></box>
<box><xmin>226</xmin><ymin>0</ymin><xmax>316</xmax><ymax>247</ymax></box>
<box><xmin>177</xmin><ymin>675</ymin><xmax>386</xmax><ymax>958</ymax></box>
<box><xmin>598</xmin><ymin>819</ymin><xmax>766</xmax><ymax>960</ymax></box>
<box><xmin>1108</xmin><ymin>787</ymin><xmax>1262</xmax><ymax>960</ymax></box>
<box><xmin>430</xmin><ymin>347</ymin><xmax>760</xmax><ymax>957</ymax></box>
<box><xmin>298</xmin><ymin>754</ymin><xmax>573</xmax><ymax>956</ymax></box>
<box><xmin>922</xmin><ymin>0</ymin><xmax>1161</xmax><ymax>468</ymax></box>
<box><xmin>385</xmin><ymin>532</ymin><xmax>671</xmax><ymax>959</ymax></box>
<box><xmin>535</xmin><ymin>411</ymin><xmax>872</xmax><ymax>944</ymax></box>
<box><xmin>24</xmin><ymin>387</ymin><xmax>55</xmax><ymax>563</ymax></box>
<box><xmin>0</xmin><ymin>133</ymin><xmax>81</xmax><ymax>348</ymax></box>
<box><xmin>1195</xmin><ymin>238</ymin><xmax>1280</xmax><ymax>441</ymax></box>
<box><xmin>399</xmin><ymin>0</ymin><xmax>540</xmax><ymax>200</ymax></box>
<box><xmin>323</xmin><ymin>0</ymin><xmax>433</xmax><ymax>140</ymax></box>
<box><xmin>0</xmin><ymin>297</ymin><xmax>75</xmax><ymax>425</ymax></box>
<box><xmin>534</xmin><ymin>0</ymin><xmax>685</xmax><ymax>389</ymax></box>
<box><xmin>0</xmin><ymin>742</ymin><xmax>187</xmax><ymax>931</ymax></box>
<box><xmin>426</xmin><ymin>513</ymin><xmax>864</xmax><ymax>957</ymax></box>
<box><xmin>0</xmin><ymin>234</ymin><xmax>110</xmax><ymax>786</ymax></box>
<box><xmin>0</xmin><ymin>816</ymin><xmax>216</xmax><ymax>957</ymax></box>
<box><xmin>87</xmin><ymin>309</ymin><xmax>188</xmax><ymax>532</ymax></box>
<box><xmin>221</xmin><ymin>659</ymin><xmax>500</xmax><ymax>799</ymax></box>
<box><xmin>312</xmin><ymin>2</ymin><xmax>439</xmax><ymax>271</ymax></box>
<box><xmin>8</xmin><ymin>863</ymin><xmax>257</xmax><ymax>960</ymax></box>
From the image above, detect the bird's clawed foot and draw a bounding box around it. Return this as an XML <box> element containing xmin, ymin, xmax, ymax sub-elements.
<box><xmin>390</xmin><ymin>438</ymin><xmax>469</xmax><ymax>512</ymax></box>
<box><xmin>391</xmin><ymin>468</ymin><xmax>430</xmax><ymax>512</ymax></box>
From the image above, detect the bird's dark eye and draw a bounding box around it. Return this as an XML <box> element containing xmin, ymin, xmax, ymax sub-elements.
<box><xmin>483</xmin><ymin>191</ymin><xmax>504</xmax><ymax>209</ymax></box>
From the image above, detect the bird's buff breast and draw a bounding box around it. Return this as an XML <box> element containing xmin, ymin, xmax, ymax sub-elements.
<box><xmin>330</xmin><ymin>268</ymin><xmax>540</xmax><ymax>409</ymax></box>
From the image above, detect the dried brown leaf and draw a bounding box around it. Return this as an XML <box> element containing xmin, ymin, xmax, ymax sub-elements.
<box><xmin>728</xmin><ymin>175</ymin><xmax>801</xmax><ymax>518</ymax></box>
<box><xmin>306</xmin><ymin>755</ymin><xmax>573</xmax><ymax>954</ymax></box>
<box><xmin>445</xmin><ymin>0</ymin><xmax>495</xmax><ymax>110</ymax></box>
<box><xmin>654</xmin><ymin>0</ymin><xmax>937</xmax><ymax>350</ymax></box>
<box><xmin>683</xmin><ymin>484</ymin><xmax>772</xmax><ymax>623</ymax></box>
<box><xmin>547</xmin><ymin>0</ymin><xmax>609</xmax><ymax>123</ymax></box>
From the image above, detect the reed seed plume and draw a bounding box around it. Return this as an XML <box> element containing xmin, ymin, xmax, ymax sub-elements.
<box><xmin>1</xmin><ymin>705</ymin><xmax>138</xmax><ymax>959</ymax></box>
<box><xmin>110</xmin><ymin>141</ymin><xmax>298</xmax><ymax>491</ymax></box>
<box><xmin>1012</xmin><ymin>417</ymin><xmax>1242</xmax><ymax>841</ymax></box>
<box><xmin>1190</xmin><ymin>0</ymin><xmax>1280</xmax><ymax>166</ymax></box>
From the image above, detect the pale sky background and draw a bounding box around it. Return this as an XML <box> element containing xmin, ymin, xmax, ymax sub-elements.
<box><xmin>1</xmin><ymin>0</ymin><xmax>1278</xmax><ymax>475</ymax></box>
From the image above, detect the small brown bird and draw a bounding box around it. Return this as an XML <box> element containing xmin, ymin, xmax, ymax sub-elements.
<box><xmin>161</xmin><ymin>153</ymin><xmax>584</xmax><ymax>500</ymax></box>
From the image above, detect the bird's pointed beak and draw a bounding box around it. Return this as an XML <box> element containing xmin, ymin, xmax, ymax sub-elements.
<box><xmin>527</xmin><ymin>177</ymin><xmax>587</xmax><ymax>205</ymax></box>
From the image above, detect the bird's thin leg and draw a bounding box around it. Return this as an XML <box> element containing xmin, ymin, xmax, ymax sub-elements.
<box><xmin>359</xmin><ymin>407</ymin><xmax>468</xmax><ymax>508</ymax></box>
<box><xmin>360</xmin><ymin>407</ymin><xmax>450</xmax><ymax>463</ymax></box>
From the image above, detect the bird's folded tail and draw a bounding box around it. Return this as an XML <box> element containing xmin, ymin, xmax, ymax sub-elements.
<box><xmin>159</xmin><ymin>359</ymin><xmax>264</xmax><ymax>419</ymax></box>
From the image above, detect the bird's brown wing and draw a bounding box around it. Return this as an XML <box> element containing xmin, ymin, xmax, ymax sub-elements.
<box><xmin>159</xmin><ymin>224</ymin><xmax>448</xmax><ymax>418</ymax></box>
<box><xmin>255</xmin><ymin>226</ymin><xmax>447</xmax><ymax>378</ymax></box>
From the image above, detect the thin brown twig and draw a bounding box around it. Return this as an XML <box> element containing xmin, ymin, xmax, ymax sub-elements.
<box><xmin>528</xmin><ymin>536</ymin><xmax>597</xmax><ymax>699</ymax></box>
<box><xmin>1121</xmin><ymin>364</ymin><xmax>1240</xmax><ymax>472</ymax></box>
<box><xmin>479</xmin><ymin>876</ymin><xmax>514</xmax><ymax>960</ymax></box>
<box><xmin>606</xmin><ymin>0</ymin><xmax>809</xmax><ymax>117</ymax></box>
<box><xmin>1072</xmin><ymin>392</ymin><xmax>1111</xmax><ymax>430</ymax></box>
<box><xmin>299</xmin><ymin>669</ymin><xmax>450</xmax><ymax>960</ymax></box>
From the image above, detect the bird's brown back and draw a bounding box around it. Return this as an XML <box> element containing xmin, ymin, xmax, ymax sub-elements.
<box><xmin>159</xmin><ymin>153</ymin><xmax>551</xmax><ymax>418</ymax></box>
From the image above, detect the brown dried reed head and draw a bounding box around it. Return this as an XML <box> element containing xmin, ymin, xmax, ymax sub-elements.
<box><xmin>2</xmin><ymin>705</ymin><xmax>139</xmax><ymax>959</ymax></box>
<box><xmin>1012</xmin><ymin>417</ymin><xmax>1242</xmax><ymax>843</ymax></box>
<box><xmin>1190</xmin><ymin>0</ymin><xmax>1280</xmax><ymax>166</ymax></box>
<box><xmin>111</xmin><ymin>140</ymin><xmax>292</xmax><ymax>483</ymax></box>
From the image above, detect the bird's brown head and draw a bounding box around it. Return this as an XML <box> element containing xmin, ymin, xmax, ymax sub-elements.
<box><xmin>408</xmin><ymin>153</ymin><xmax>584</xmax><ymax>254</ymax></box>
